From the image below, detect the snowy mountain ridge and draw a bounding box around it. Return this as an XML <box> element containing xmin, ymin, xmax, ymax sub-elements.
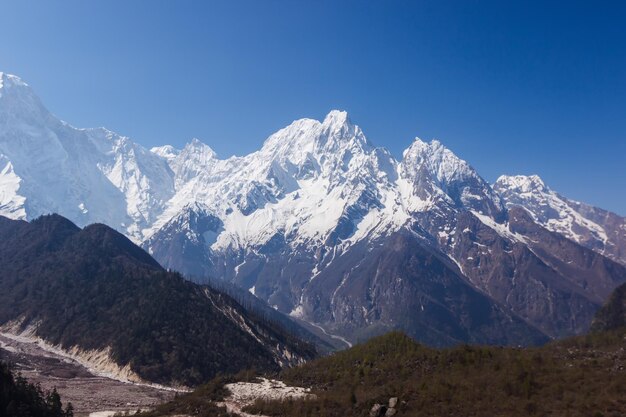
<box><xmin>143</xmin><ymin>110</ymin><xmax>411</xmax><ymax>252</ymax></box>
<box><xmin>2</xmin><ymin>71</ymin><xmax>584</xmax><ymax>255</ymax></box>
<box><xmin>1</xmin><ymin>72</ymin><xmax>625</xmax><ymax>346</ymax></box>
<box><xmin>0</xmin><ymin>72</ymin><xmax>175</xmax><ymax>242</ymax></box>
<box><xmin>142</xmin><ymin>111</ymin><xmax>513</xmax><ymax>256</ymax></box>
<box><xmin>495</xmin><ymin>174</ymin><xmax>625</xmax><ymax>265</ymax></box>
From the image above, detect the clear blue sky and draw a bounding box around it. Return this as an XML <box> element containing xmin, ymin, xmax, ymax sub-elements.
<box><xmin>1</xmin><ymin>0</ymin><xmax>625</xmax><ymax>214</ymax></box>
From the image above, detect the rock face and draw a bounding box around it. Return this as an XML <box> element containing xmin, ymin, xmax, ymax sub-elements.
<box><xmin>0</xmin><ymin>73</ymin><xmax>625</xmax><ymax>347</ymax></box>
<box><xmin>370</xmin><ymin>403</ymin><xmax>384</xmax><ymax>417</ymax></box>
<box><xmin>435</xmin><ymin>207</ymin><xmax>626</xmax><ymax>339</ymax></box>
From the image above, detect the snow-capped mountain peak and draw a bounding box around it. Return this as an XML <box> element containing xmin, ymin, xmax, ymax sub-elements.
<box><xmin>146</xmin><ymin>109</ymin><xmax>400</xmax><ymax>253</ymax></box>
<box><xmin>258</xmin><ymin>110</ymin><xmax>371</xmax><ymax>165</ymax></box>
<box><xmin>494</xmin><ymin>174</ymin><xmax>561</xmax><ymax>216</ymax></box>
<box><xmin>0</xmin><ymin>73</ymin><xmax>50</xmax><ymax>123</ymax></box>
<box><xmin>320</xmin><ymin>109</ymin><xmax>371</xmax><ymax>150</ymax></box>
<box><xmin>151</xmin><ymin>144</ymin><xmax>180</xmax><ymax>161</ymax></box>
<box><xmin>0</xmin><ymin>73</ymin><xmax>175</xmax><ymax>242</ymax></box>
<box><xmin>402</xmin><ymin>138</ymin><xmax>477</xmax><ymax>185</ymax></box>
<box><xmin>181</xmin><ymin>138</ymin><xmax>218</xmax><ymax>162</ymax></box>
<box><xmin>323</xmin><ymin>109</ymin><xmax>350</xmax><ymax>125</ymax></box>
<box><xmin>495</xmin><ymin>174</ymin><xmax>548</xmax><ymax>194</ymax></box>
<box><xmin>0</xmin><ymin>73</ymin><xmax>39</xmax><ymax>106</ymax></box>
<box><xmin>187</xmin><ymin>137</ymin><xmax>216</xmax><ymax>152</ymax></box>
<box><xmin>401</xmin><ymin>138</ymin><xmax>503</xmax><ymax>216</ymax></box>
<box><xmin>494</xmin><ymin>174</ymin><xmax>625</xmax><ymax>265</ymax></box>
<box><xmin>0</xmin><ymin>72</ymin><xmax>30</xmax><ymax>91</ymax></box>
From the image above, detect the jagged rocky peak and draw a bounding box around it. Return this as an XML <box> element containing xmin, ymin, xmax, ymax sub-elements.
<box><xmin>251</xmin><ymin>109</ymin><xmax>390</xmax><ymax>193</ymax></box>
<box><xmin>493</xmin><ymin>174</ymin><xmax>564</xmax><ymax>217</ymax></box>
<box><xmin>160</xmin><ymin>138</ymin><xmax>220</xmax><ymax>186</ymax></box>
<box><xmin>402</xmin><ymin>138</ymin><xmax>477</xmax><ymax>185</ymax></box>
<box><xmin>401</xmin><ymin>138</ymin><xmax>503</xmax><ymax>216</ymax></box>
<box><xmin>260</xmin><ymin>110</ymin><xmax>370</xmax><ymax>162</ymax></box>
<box><xmin>178</xmin><ymin>137</ymin><xmax>219</xmax><ymax>167</ymax></box>
<box><xmin>160</xmin><ymin>138</ymin><xmax>218</xmax><ymax>166</ymax></box>
<box><xmin>323</xmin><ymin>108</ymin><xmax>350</xmax><ymax>126</ymax></box>
<box><xmin>174</xmin><ymin>201</ymin><xmax>223</xmax><ymax>229</ymax></box>
<box><xmin>185</xmin><ymin>137</ymin><xmax>218</xmax><ymax>155</ymax></box>
<box><xmin>0</xmin><ymin>72</ymin><xmax>43</xmax><ymax>112</ymax></box>
<box><xmin>319</xmin><ymin>109</ymin><xmax>372</xmax><ymax>152</ymax></box>
<box><xmin>322</xmin><ymin>109</ymin><xmax>358</xmax><ymax>137</ymax></box>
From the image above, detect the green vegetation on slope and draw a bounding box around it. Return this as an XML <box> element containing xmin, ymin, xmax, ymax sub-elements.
<box><xmin>139</xmin><ymin>376</ymin><xmax>231</xmax><ymax>417</ymax></box>
<box><xmin>0</xmin><ymin>362</ymin><xmax>73</xmax><ymax>417</ymax></box>
<box><xmin>592</xmin><ymin>282</ymin><xmax>626</xmax><ymax>332</ymax></box>
<box><xmin>134</xmin><ymin>264</ymin><xmax>626</xmax><ymax>417</ymax></box>
<box><xmin>143</xmin><ymin>330</ymin><xmax>625</xmax><ymax>417</ymax></box>
<box><xmin>240</xmin><ymin>331</ymin><xmax>626</xmax><ymax>417</ymax></box>
<box><xmin>140</xmin><ymin>262</ymin><xmax>626</xmax><ymax>417</ymax></box>
<box><xmin>0</xmin><ymin>215</ymin><xmax>316</xmax><ymax>387</ymax></box>
<box><xmin>137</xmin><ymin>370</ymin><xmax>261</xmax><ymax>417</ymax></box>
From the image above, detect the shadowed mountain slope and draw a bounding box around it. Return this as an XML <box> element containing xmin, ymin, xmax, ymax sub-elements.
<box><xmin>0</xmin><ymin>214</ymin><xmax>316</xmax><ymax>387</ymax></box>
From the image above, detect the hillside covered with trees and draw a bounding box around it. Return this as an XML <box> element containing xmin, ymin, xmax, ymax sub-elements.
<box><xmin>0</xmin><ymin>362</ymin><xmax>73</xmax><ymax>417</ymax></box>
<box><xmin>144</xmin><ymin>288</ymin><xmax>626</xmax><ymax>417</ymax></box>
<box><xmin>0</xmin><ymin>214</ymin><xmax>316</xmax><ymax>387</ymax></box>
<box><xmin>592</xmin><ymin>282</ymin><xmax>626</xmax><ymax>332</ymax></box>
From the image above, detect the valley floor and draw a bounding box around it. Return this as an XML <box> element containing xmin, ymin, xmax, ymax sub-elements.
<box><xmin>0</xmin><ymin>333</ymin><xmax>175</xmax><ymax>416</ymax></box>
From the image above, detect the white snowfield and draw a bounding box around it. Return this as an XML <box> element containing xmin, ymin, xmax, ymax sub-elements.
<box><xmin>218</xmin><ymin>378</ymin><xmax>315</xmax><ymax>417</ymax></box>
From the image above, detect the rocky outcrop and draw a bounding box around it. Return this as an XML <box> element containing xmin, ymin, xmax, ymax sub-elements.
<box><xmin>369</xmin><ymin>397</ymin><xmax>400</xmax><ymax>417</ymax></box>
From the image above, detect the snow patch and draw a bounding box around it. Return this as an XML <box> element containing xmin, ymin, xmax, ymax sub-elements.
<box><xmin>0</xmin><ymin>157</ymin><xmax>27</xmax><ymax>219</ymax></box>
<box><xmin>471</xmin><ymin>210</ymin><xmax>527</xmax><ymax>244</ymax></box>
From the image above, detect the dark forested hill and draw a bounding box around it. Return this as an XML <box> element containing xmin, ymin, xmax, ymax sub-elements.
<box><xmin>592</xmin><ymin>282</ymin><xmax>626</xmax><ymax>332</ymax></box>
<box><xmin>138</xmin><ymin>277</ymin><xmax>626</xmax><ymax>416</ymax></box>
<box><xmin>0</xmin><ymin>214</ymin><xmax>316</xmax><ymax>387</ymax></box>
<box><xmin>143</xmin><ymin>328</ymin><xmax>626</xmax><ymax>417</ymax></box>
<box><xmin>245</xmin><ymin>330</ymin><xmax>626</xmax><ymax>417</ymax></box>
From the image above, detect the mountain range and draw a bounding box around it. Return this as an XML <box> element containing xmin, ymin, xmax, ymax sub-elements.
<box><xmin>1</xmin><ymin>72</ymin><xmax>625</xmax><ymax>347</ymax></box>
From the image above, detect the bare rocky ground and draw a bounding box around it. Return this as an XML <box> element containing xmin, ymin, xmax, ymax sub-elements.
<box><xmin>217</xmin><ymin>378</ymin><xmax>315</xmax><ymax>417</ymax></box>
<box><xmin>0</xmin><ymin>333</ymin><xmax>175</xmax><ymax>417</ymax></box>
